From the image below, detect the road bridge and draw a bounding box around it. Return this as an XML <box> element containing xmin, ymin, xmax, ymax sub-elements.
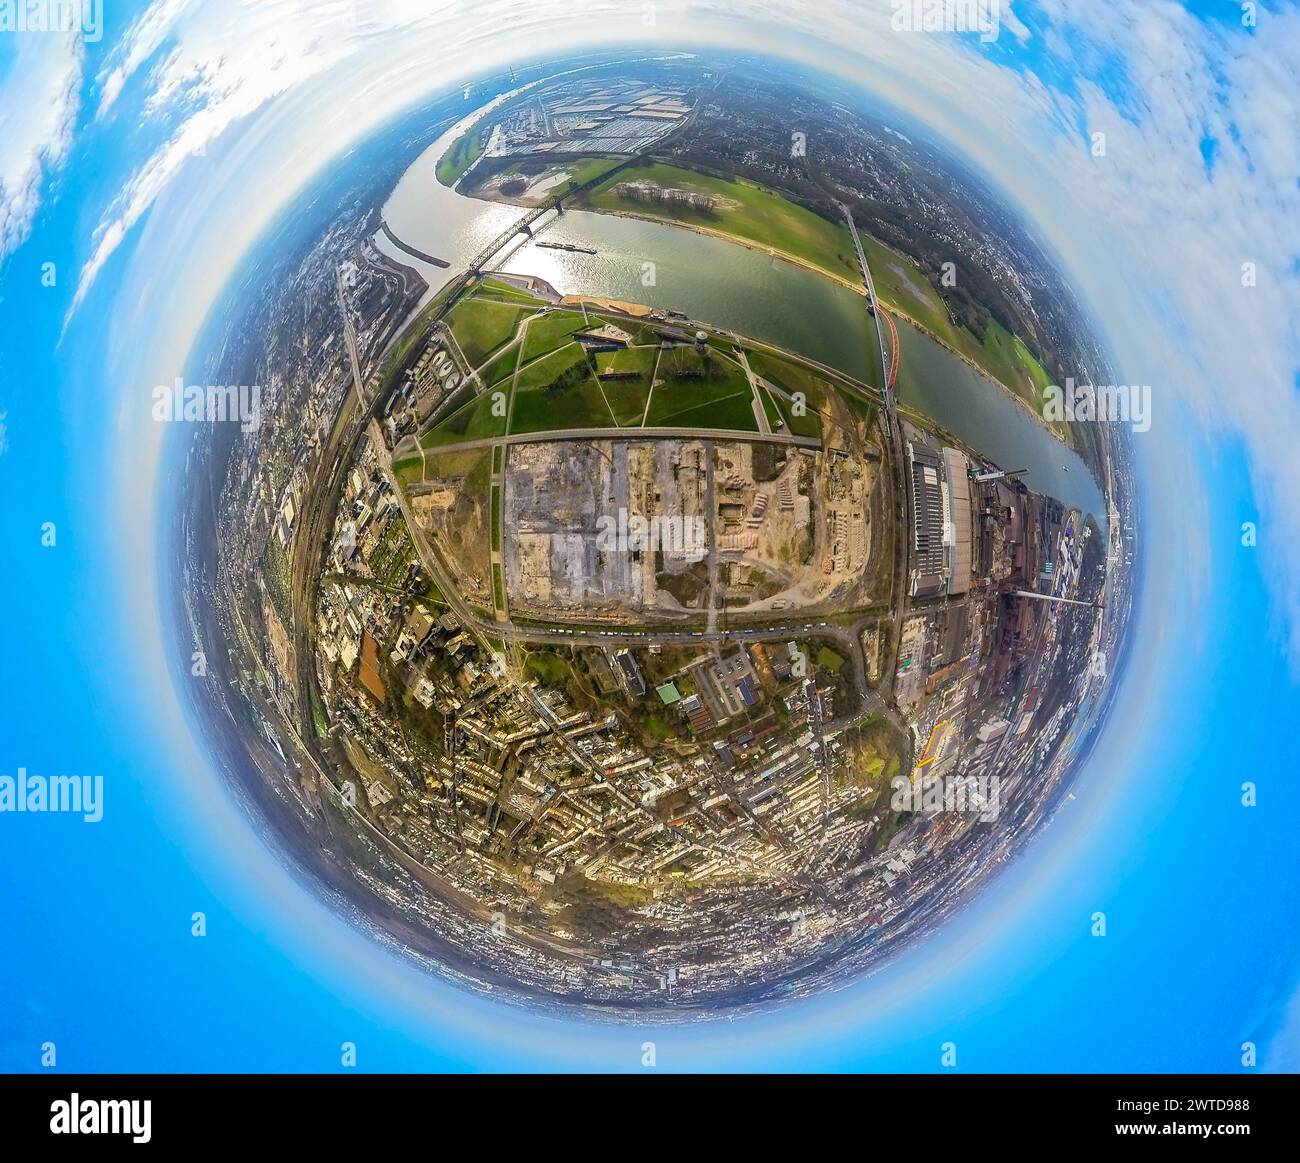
<box><xmin>834</xmin><ymin>201</ymin><xmax>913</xmax><ymax>693</ymax></box>
<box><xmin>466</xmin><ymin>158</ymin><xmax>636</xmax><ymax>273</ymax></box>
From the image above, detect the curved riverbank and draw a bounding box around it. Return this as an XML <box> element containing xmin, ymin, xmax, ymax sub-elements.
<box><xmin>525</xmin><ymin>198</ymin><xmax>1068</xmax><ymax>447</ymax></box>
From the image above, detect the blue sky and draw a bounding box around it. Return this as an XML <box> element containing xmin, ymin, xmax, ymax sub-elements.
<box><xmin>1</xmin><ymin>1</ymin><xmax>1298</xmax><ymax>1072</ymax></box>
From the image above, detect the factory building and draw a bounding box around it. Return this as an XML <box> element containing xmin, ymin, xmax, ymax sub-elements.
<box><xmin>910</xmin><ymin>440</ymin><xmax>976</xmax><ymax>598</ymax></box>
<box><xmin>908</xmin><ymin>442</ymin><xmax>947</xmax><ymax>598</ymax></box>
<box><xmin>942</xmin><ymin>447</ymin><xmax>973</xmax><ymax>596</ymax></box>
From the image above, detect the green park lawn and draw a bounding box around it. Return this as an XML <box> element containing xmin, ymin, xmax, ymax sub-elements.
<box><xmin>436</xmin><ymin>122</ymin><xmax>487</xmax><ymax>187</ymax></box>
<box><xmin>447</xmin><ymin>297</ymin><xmax>529</xmax><ymax>368</ymax></box>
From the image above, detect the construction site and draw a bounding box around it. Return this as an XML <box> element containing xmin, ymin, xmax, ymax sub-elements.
<box><xmin>498</xmin><ymin>433</ymin><xmax>888</xmax><ymax>624</ymax></box>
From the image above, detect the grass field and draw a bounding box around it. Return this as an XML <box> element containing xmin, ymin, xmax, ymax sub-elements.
<box><xmin>563</xmin><ymin>156</ymin><xmax>627</xmax><ymax>189</ymax></box>
<box><xmin>413</xmin><ymin>323</ymin><xmax>879</xmax><ymax>444</ymax></box>
<box><xmin>486</xmin><ymin>156</ymin><xmax>626</xmax><ymax>203</ymax></box>
<box><xmin>658</xmin><ymin>345</ymin><xmax>746</xmax><ymax>383</ymax></box>
<box><xmin>603</xmin><ymin>378</ymin><xmax>653</xmax><ymax>427</ymax></box>
<box><xmin>975</xmin><ymin>322</ymin><xmax>1053</xmax><ymax>408</ymax></box>
<box><xmin>525</xmin><ymin>651</ymin><xmax>570</xmax><ymax>685</ymax></box>
<box><xmin>512</xmin><ymin>378</ymin><xmax>616</xmax><ymax>433</ymax></box>
<box><xmin>477</xmin><ymin>277</ymin><xmax>547</xmax><ymax>306</ymax></box>
<box><xmin>648</xmin><ymin>389</ymin><xmax>759</xmax><ymax>432</ymax></box>
<box><xmin>479</xmin><ymin>344</ymin><xmax>522</xmax><ymax>392</ymax></box>
<box><xmin>583</xmin><ymin>161</ymin><xmax>860</xmax><ymax>283</ymax></box>
<box><xmin>436</xmin><ymin>122</ymin><xmax>487</xmax><ymax>187</ymax></box>
<box><xmin>421</xmin><ymin>389</ymin><xmax>508</xmax><ymax>448</ymax></box>
<box><xmin>393</xmin><ymin>454</ymin><xmax>424</xmax><ymax>486</ymax></box>
<box><xmin>520</xmin><ymin>310</ymin><xmax>588</xmax><ymax>363</ymax></box>
<box><xmin>511</xmin><ymin>343</ymin><xmax>616</xmax><ymax>433</ymax></box>
<box><xmin>423</xmin><ymin>447</ymin><xmax>492</xmax><ymax>490</ymax></box>
<box><xmin>842</xmin><ymin>392</ymin><xmax>877</xmax><ymax>426</ymax></box>
<box><xmin>857</xmin><ymin>233</ymin><xmax>1051</xmax><ymax>405</ymax></box>
<box><xmin>817</xmin><ymin>646</ymin><xmax>846</xmax><ymax>673</ymax></box>
<box><xmin>447</xmin><ymin>297</ymin><xmax>528</xmax><ymax>368</ymax></box>
<box><xmin>514</xmin><ymin>341</ymin><xmax>590</xmax><ymax>394</ymax></box>
<box><xmin>595</xmin><ymin>345</ymin><xmax>659</xmax><ymax>428</ymax></box>
<box><xmin>645</xmin><ymin>349</ymin><xmax>757</xmax><ymax>431</ymax></box>
<box><xmin>595</xmin><ymin>345</ymin><xmax>657</xmax><ymax>379</ymax></box>
<box><xmin>746</xmin><ymin>350</ymin><xmax>829</xmax><ymax>438</ymax></box>
<box><xmin>858</xmin><ymin>232</ymin><xmax>950</xmax><ymax>337</ymax></box>
<box><xmin>756</xmin><ymin>383</ymin><xmax>786</xmax><ymax>433</ymax></box>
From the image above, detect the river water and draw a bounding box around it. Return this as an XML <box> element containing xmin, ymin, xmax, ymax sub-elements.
<box><xmin>379</xmin><ymin>118</ymin><xmax>1104</xmax><ymax>523</ymax></box>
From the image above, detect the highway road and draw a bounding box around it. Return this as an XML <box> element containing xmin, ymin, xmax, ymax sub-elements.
<box><xmin>837</xmin><ymin>200</ymin><xmax>895</xmax><ymax>413</ymax></box>
<box><xmin>336</xmin><ymin>267</ymin><xmax>369</xmax><ymax>407</ymax></box>
<box><xmin>836</xmin><ymin>200</ymin><xmax>913</xmax><ymax>700</ymax></box>
<box><xmin>424</xmin><ymin>425</ymin><xmax>823</xmax><ymax>455</ymax></box>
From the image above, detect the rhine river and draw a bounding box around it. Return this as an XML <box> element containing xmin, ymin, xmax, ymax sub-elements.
<box><xmin>378</xmin><ymin>114</ymin><xmax>1105</xmax><ymax>524</ymax></box>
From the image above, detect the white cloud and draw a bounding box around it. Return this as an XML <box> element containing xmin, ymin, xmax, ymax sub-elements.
<box><xmin>1020</xmin><ymin>2</ymin><xmax>1300</xmax><ymax>660</ymax></box>
<box><xmin>70</xmin><ymin>0</ymin><xmax>368</xmax><ymax>313</ymax></box>
<box><xmin>94</xmin><ymin>0</ymin><xmax>194</xmax><ymax>117</ymax></box>
<box><xmin>0</xmin><ymin>31</ymin><xmax>83</xmax><ymax>261</ymax></box>
<box><xmin>1001</xmin><ymin>0</ymin><xmax>1032</xmax><ymax>44</ymax></box>
<box><xmin>1265</xmin><ymin>978</ymin><xmax>1300</xmax><ymax>1071</ymax></box>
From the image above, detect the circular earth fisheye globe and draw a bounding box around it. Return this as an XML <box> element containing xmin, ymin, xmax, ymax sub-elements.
<box><xmin>176</xmin><ymin>51</ymin><xmax>1132</xmax><ymax>1014</ymax></box>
